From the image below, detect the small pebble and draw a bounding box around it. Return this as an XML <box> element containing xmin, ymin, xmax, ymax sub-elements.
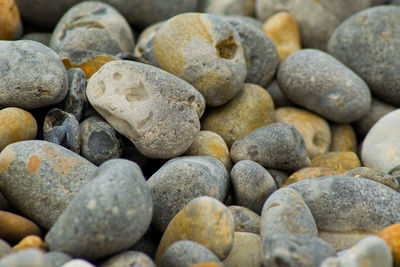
<box><xmin>133</xmin><ymin>22</ymin><xmax>163</xmax><ymax>67</ymax></box>
<box><xmin>223</xmin><ymin>232</ymin><xmax>262</xmax><ymax>267</ymax></box>
<box><xmin>12</xmin><ymin>235</ymin><xmax>46</xmax><ymax>252</ymax></box>
<box><xmin>344</xmin><ymin>167</ymin><xmax>399</xmax><ymax>191</ymax></box>
<box><xmin>0</xmin><ymin>0</ymin><xmax>20</xmax><ymax>40</ymax></box>
<box><xmin>311</xmin><ymin>152</ymin><xmax>361</xmax><ymax>173</ymax></box>
<box><xmin>329</xmin><ymin>123</ymin><xmax>357</xmax><ymax>153</ymax></box>
<box><xmin>0</xmin><ymin>211</ymin><xmax>41</xmax><ymax>245</ymax></box>
<box><xmin>100</xmin><ymin>251</ymin><xmax>156</xmax><ymax>267</ymax></box>
<box><xmin>281</xmin><ymin>167</ymin><xmax>340</xmax><ymax>187</ymax></box>
<box><xmin>229</xmin><ymin>206</ymin><xmax>261</xmax><ymax>234</ymax></box>
<box><xmin>378</xmin><ymin>224</ymin><xmax>400</xmax><ymax>267</ymax></box>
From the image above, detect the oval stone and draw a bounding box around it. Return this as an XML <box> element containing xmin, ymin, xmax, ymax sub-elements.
<box><xmin>0</xmin><ymin>248</ymin><xmax>51</xmax><ymax>267</ymax></box>
<box><xmin>0</xmin><ymin>0</ymin><xmax>20</xmax><ymax>40</ymax></box>
<box><xmin>99</xmin><ymin>251</ymin><xmax>156</xmax><ymax>267</ymax></box>
<box><xmin>0</xmin><ymin>211</ymin><xmax>41</xmax><ymax>245</ymax></box>
<box><xmin>223</xmin><ymin>232</ymin><xmax>262</xmax><ymax>267</ymax></box>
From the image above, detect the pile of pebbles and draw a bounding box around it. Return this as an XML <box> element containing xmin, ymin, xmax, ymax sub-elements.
<box><xmin>1</xmin><ymin>0</ymin><xmax>400</xmax><ymax>266</ymax></box>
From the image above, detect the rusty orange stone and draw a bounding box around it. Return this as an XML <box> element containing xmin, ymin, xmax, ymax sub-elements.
<box><xmin>281</xmin><ymin>167</ymin><xmax>340</xmax><ymax>187</ymax></box>
<box><xmin>12</xmin><ymin>235</ymin><xmax>46</xmax><ymax>251</ymax></box>
<box><xmin>0</xmin><ymin>211</ymin><xmax>42</xmax><ymax>244</ymax></box>
<box><xmin>311</xmin><ymin>151</ymin><xmax>361</xmax><ymax>173</ymax></box>
<box><xmin>0</xmin><ymin>0</ymin><xmax>20</xmax><ymax>40</ymax></box>
<box><xmin>378</xmin><ymin>224</ymin><xmax>400</xmax><ymax>267</ymax></box>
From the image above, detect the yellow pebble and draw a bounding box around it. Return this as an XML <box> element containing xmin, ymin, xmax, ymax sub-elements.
<box><xmin>12</xmin><ymin>235</ymin><xmax>46</xmax><ymax>251</ymax></box>
<box><xmin>378</xmin><ymin>224</ymin><xmax>400</xmax><ymax>267</ymax></box>
<box><xmin>0</xmin><ymin>0</ymin><xmax>20</xmax><ymax>40</ymax></box>
<box><xmin>281</xmin><ymin>167</ymin><xmax>340</xmax><ymax>187</ymax></box>
<box><xmin>330</xmin><ymin>123</ymin><xmax>357</xmax><ymax>153</ymax></box>
<box><xmin>311</xmin><ymin>151</ymin><xmax>361</xmax><ymax>173</ymax></box>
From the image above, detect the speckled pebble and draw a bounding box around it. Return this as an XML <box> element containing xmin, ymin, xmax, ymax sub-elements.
<box><xmin>229</xmin><ymin>206</ymin><xmax>261</xmax><ymax>234</ymax></box>
<box><xmin>344</xmin><ymin>167</ymin><xmax>399</xmax><ymax>191</ymax></box>
<box><xmin>311</xmin><ymin>152</ymin><xmax>361</xmax><ymax>173</ymax></box>
<box><xmin>99</xmin><ymin>251</ymin><xmax>156</xmax><ymax>267</ymax></box>
<box><xmin>281</xmin><ymin>167</ymin><xmax>340</xmax><ymax>187</ymax></box>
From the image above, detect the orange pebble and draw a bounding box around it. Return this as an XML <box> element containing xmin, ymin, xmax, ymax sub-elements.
<box><xmin>12</xmin><ymin>235</ymin><xmax>46</xmax><ymax>251</ymax></box>
<box><xmin>379</xmin><ymin>224</ymin><xmax>400</xmax><ymax>267</ymax></box>
<box><xmin>0</xmin><ymin>0</ymin><xmax>20</xmax><ymax>40</ymax></box>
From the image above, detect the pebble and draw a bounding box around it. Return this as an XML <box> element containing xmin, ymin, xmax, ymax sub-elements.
<box><xmin>160</xmin><ymin>240</ymin><xmax>221</xmax><ymax>267</ymax></box>
<box><xmin>184</xmin><ymin>131</ymin><xmax>232</xmax><ymax>171</ymax></box>
<box><xmin>43</xmin><ymin>108</ymin><xmax>81</xmax><ymax>154</ymax></box>
<box><xmin>282</xmin><ymin>167</ymin><xmax>340</xmax><ymax>187</ymax></box>
<box><xmin>0</xmin><ymin>211</ymin><xmax>41</xmax><ymax>245</ymax></box>
<box><xmin>266</xmin><ymin>168</ymin><xmax>289</xmax><ymax>188</ymax></box>
<box><xmin>0</xmin><ymin>40</ymin><xmax>68</xmax><ymax>109</ymax></box>
<box><xmin>198</xmin><ymin>0</ymin><xmax>255</xmax><ymax>17</ymax></box>
<box><xmin>0</xmin><ymin>248</ymin><xmax>51</xmax><ymax>267</ymax></box>
<box><xmin>0</xmin><ymin>140</ymin><xmax>97</xmax><ymax>230</ymax></box>
<box><xmin>229</xmin><ymin>206</ymin><xmax>261</xmax><ymax>234</ymax></box>
<box><xmin>277</xmin><ymin>49</ymin><xmax>371</xmax><ymax>123</ymax></box>
<box><xmin>311</xmin><ymin>152</ymin><xmax>361</xmax><ymax>173</ymax></box>
<box><xmin>50</xmin><ymin>1</ymin><xmax>134</xmax><ymax>54</ymax></box>
<box><xmin>130</xmin><ymin>228</ymin><xmax>160</xmax><ymax>260</ymax></box>
<box><xmin>0</xmin><ymin>107</ymin><xmax>37</xmax><ymax>151</ymax></box>
<box><xmin>80</xmin><ymin>116</ymin><xmax>122</xmax><ymax>166</ymax></box>
<box><xmin>45</xmin><ymin>159</ymin><xmax>153</xmax><ymax>261</ymax></box>
<box><xmin>99</xmin><ymin>251</ymin><xmax>156</xmax><ymax>267</ymax></box>
<box><xmin>21</xmin><ymin>32</ymin><xmax>51</xmax><ymax>46</ymax></box>
<box><xmin>344</xmin><ymin>167</ymin><xmax>399</xmax><ymax>191</ymax></box>
<box><xmin>202</xmin><ymin>83</ymin><xmax>274</xmax><ymax>147</ymax></box>
<box><xmin>288</xmin><ymin>176</ymin><xmax>400</xmax><ymax>250</ymax></box>
<box><xmin>230</xmin><ymin>160</ymin><xmax>276</xmax><ymax>214</ymax></box>
<box><xmin>275</xmin><ymin>107</ymin><xmax>331</xmax><ymax>159</ymax></box>
<box><xmin>223</xmin><ymin>15</ymin><xmax>263</xmax><ymax>29</ymax></box>
<box><xmin>86</xmin><ymin>60</ymin><xmax>205</xmax><ymax>159</ymax></box>
<box><xmin>378</xmin><ymin>224</ymin><xmax>400</xmax><ymax>267</ymax></box>
<box><xmin>155</xmin><ymin>196</ymin><xmax>235</xmax><ymax>264</ymax></box>
<box><xmin>62</xmin><ymin>259</ymin><xmax>95</xmax><ymax>267</ymax></box>
<box><xmin>265</xmin><ymin>80</ymin><xmax>292</xmax><ymax>108</ymax></box>
<box><xmin>153</xmin><ymin>13</ymin><xmax>246</xmax><ymax>107</ymax></box>
<box><xmin>261</xmin><ymin>188</ymin><xmax>318</xmax><ymax>237</ymax></box>
<box><xmin>230</xmin><ymin>122</ymin><xmax>311</xmax><ymax>170</ymax></box>
<box><xmin>147</xmin><ymin>156</ymin><xmax>229</xmax><ymax>232</ymax></box>
<box><xmin>44</xmin><ymin>251</ymin><xmax>72</xmax><ymax>267</ymax></box>
<box><xmin>223</xmin><ymin>232</ymin><xmax>262</xmax><ymax>267</ymax></box>
<box><xmin>329</xmin><ymin>123</ymin><xmax>357</xmax><ymax>153</ymax></box>
<box><xmin>261</xmin><ymin>12</ymin><xmax>301</xmax><ymax>62</ymax></box>
<box><xmin>362</xmin><ymin>109</ymin><xmax>400</xmax><ymax>173</ymax></box>
<box><xmin>261</xmin><ymin>232</ymin><xmax>336</xmax><ymax>267</ymax></box>
<box><xmin>0</xmin><ymin>240</ymin><xmax>10</xmax><ymax>260</ymax></box>
<box><xmin>328</xmin><ymin>6</ymin><xmax>400</xmax><ymax>106</ymax></box>
<box><xmin>134</xmin><ymin>22</ymin><xmax>163</xmax><ymax>67</ymax></box>
<box><xmin>393</xmin><ymin>0</ymin><xmax>400</xmax><ymax>4</ymax></box>
<box><xmin>0</xmin><ymin>0</ymin><xmax>20</xmax><ymax>40</ymax></box>
<box><xmin>12</xmin><ymin>235</ymin><xmax>46</xmax><ymax>252</ymax></box>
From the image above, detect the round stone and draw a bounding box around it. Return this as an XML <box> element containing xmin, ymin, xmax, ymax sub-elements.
<box><xmin>0</xmin><ymin>40</ymin><xmax>68</xmax><ymax>109</ymax></box>
<box><xmin>0</xmin><ymin>0</ymin><xmax>20</xmax><ymax>40</ymax></box>
<box><xmin>0</xmin><ymin>248</ymin><xmax>51</xmax><ymax>267</ymax></box>
<box><xmin>223</xmin><ymin>232</ymin><xmax>261</xmax><ymax>267</ymax></box>
<box><xmin>12</xmin><ymin>235</ymin><xmax>46</xmax><ymax>251</ymax></box>
<box><xmin>344</xmin><ymin>167</ymin><xmax>399</xmax><ymax>191</ymax></box>
<box><xmin>198</xmin><ymin>0</ymin><xmax>255</xmax><ymax>16</ymax></box>
<box><xmin>281</xmin><ymin>167</ymin><xmax>340</xmax><ymax>187</ymax></box>
<box><xmin>153</xmin><ymin>13</ymin><xmax>246</xmax><ymax>107</ymax></box>
<box><xmin>311</xmin><ymin>152</ymin><xmax>361</xmax><ymax>173</ymax></box>
<box><xmin>329</xmin><ymin>123</ymin><xmax>357</xmax><ymax>153</ymax></box>
<box><xmin>229</xmin><ymin>206</ymin><xmax>261</xmax><ymax>234</ymax></box>
<box><xmin>99</xmin><ymin>251</ymin><xmax>156</xmax><ymax>267</ymax></box>
<box><xmin>379</xmin><ymin>224</ymin><xmax>400</xmax><ymax>267</ymax></box>
<box><xmin>0</xmin><ymin>211</ymin><xmax>41</xmax><ymax>245</ymax></box>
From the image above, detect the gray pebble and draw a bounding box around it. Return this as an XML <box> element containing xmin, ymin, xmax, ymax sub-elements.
<box><xmin>266</xmin><ymin>168</ymin><xmax>289</xmax><ymax>188</ymax></box>
<box><xmin>265</xmin><ymin>80</ymin><xmax>292</xmax><ymax>108</ymax></box>
<box><xmin>223</xmin><ymin>15</ymin><xmax>263</xmax><ymax>29</ymax></box>
<box><xmin>61</xmin><ymin>68</ymin><xmax>88</xmax><ymax>122</ymax></box>
<box><xmin>22</xmin><ymin>32</ymin><xmax>52</xmax><ymax>46</ymax></box>
<box><xmin>229</xmin><ymin>206</ymin><xmax>261</xmax><ymax>234</ymax></box>
<box><xmin>344</xmin><ymin>167</ymin><xmax>399</xmax><ymax>191</ymax></box>
<box><xmin>198</xmin><ymin>0</ymin><xmax>255</xmax><ymax>17</ymax></box>
<box><xmin>44</xmin><ymin>251</ymin><xmax>72</xmax><ymax>267</ymax></box>
<box><xmin>130</xmin><ymin>227</ymin><xmax>160</xmax><ymax>260</ymax></box>
<box><xmin>0</xmin><ymin>239</ymin><xmax>11</xmax><ymax>260</ymax></box>
<box><xmin>100</xmin><ymin>251</ymin><xmax>156</xmax><ymax>267</ymax></box>
<box><xmin>0</xmin><ymin>249</ymin><xmax>52</xmax><ymax>267</ymax></box>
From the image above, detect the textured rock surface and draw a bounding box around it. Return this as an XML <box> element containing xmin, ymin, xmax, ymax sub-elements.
<box><xmin>223</xmin><ymin>232</ymin><xmax>262</xmax><ymax>267</ymax></box>
<box><xmin>0</xmin><ymin>211</ymin><xmax>41</xmax><ymax>245</ymax></box>
<box><xmin>311</xmin><ymin>152</ymin><xmax>361</xmax><ymax>173</ymax></box>
<box><xmin>229</xmin><ymin>206</ymin><xmax>261</xmax><ymax>234</ymax></box>
<box><xmin>99</xmin><ymin>251</ymin><xmax>156</xmax><ymax>267</ymax></box>
<box><xmin>282</xmin><ymin>167</ymin><xmax>340</xmax><ymax>187</ymax></box>
<box><xmin>344</xmin><ymin>167</ymin><xmax>399</xmax><ymax>191</ymax></box>
<box><xmin>265</xmin><ymin>80</ymin><xmax>291</xmax><ymax>108</ymax></box>
<box><xmin>329</xmin><ymin>123</ymin><xmax>357</xmax><ymax>153</ymax></box>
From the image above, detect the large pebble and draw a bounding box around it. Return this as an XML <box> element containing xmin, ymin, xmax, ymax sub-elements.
<box><xmin>229</xmin><ymin>206</ymin><xmax>261</xmax><ymax>234</ymax></box>
<box><xmin>100</xmin><ymin>251</ymin><xmax>156</xmax><ymax>267</ymax></box>
<box><xmin>0</xmin><ymin>140</ymin><xmax>96</xmax><ymax>229</ymax></box>
<box><xmin>148</xmin><ymin>156</ymin><xmax>229</xmax><ymax>232</ymax></box>
<box><xmin>153</xmin><ymin>13</ymin><xmax>246</xmax><ymax>106</ymax></box>
<box><xmin>223</xmin><ymin>232</ymin><xmax>262</xmax><ymax>267</ymax></box>
<box><xmin>0</xmin><ymin>248</ymin><xmax>51</xmax><ymax>267</ymax></box>
<box><xmin>230</xmin><ymin>122</ymin><xmax>310</xmax><ymax>170</ymax></box>
<box><xmin>0</xmin><ymin>40</ymin><xmax>68</xmax><ymax>109</ymax></box>
<box><xmin>328</xmin><ymin>6</ymin><xmax>400</xmax><ymax>106</ymax></box>
<box><xmin>362</xmin><ymin>109</ymin><xmax>400</xmax><ymax>173</ymax></box>
<box><xmin>86</xmin><ymin>60</ymin><xmax>205</xmax><ymax>159</ymax></box>
<box><xmin>0</xmin><ymin>211</ymin><xmax>41</xmax><ymax>245</ymax></box>
<box><xmin>277</xmin><ymin>49</ymin><xmax>371</xmax><ymax>123</ymax></box>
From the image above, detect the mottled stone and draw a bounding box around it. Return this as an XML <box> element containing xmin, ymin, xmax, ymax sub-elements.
<box><xmin>230</xmin><ymin>122</ymin><xmax>310</xmax><ymax>170</ymax></box>
<box><xmin>329</xmin><ymin>123</ymin><xmax>357</xmax><ymax>153</ymax></box>
<box><xmin>0</xmin><ymin>248</ymin><xmax>51</xmax><ymax>267</ymax></box>
<box><xmin>155</xmin><ymin>196</ymin><xmax>235</xmax><ymax>264</ymax></box>
<box><xmin>50</xmin><ymin>1</ymin><xmax>134</xmax><ymax>54</ymax></box>
<box><xmin>43</xmin><ymin>108</ymin><xmax>81</xmax><ymax>154</ymax></box>
<box><xmin>147</xmin><ymin>156</ymin><xmax>229</xmax><ymax>232</ymax></box>
<box><xmin>344</xmin><ymin>167</ymin><xmax>399</xmax><ymax>191</ymax></box>
<box><xmin>223</xmin><ymin>232</ymin><xmax>261</xmax><ymax>267</ymax></box>
<box><xmin>45</xmin><ymin>159</ymin><xmax>152</xmax><ymax>261</ymax></box>
<box><xmin>379</xmin><ymin>224</ymin><xmax>400</xmax><ymax>267</ymax></box>
<box><xmin>0</xmin><ymin>107</ymin><xmax>37</xmax><ymax>151</ymax></box>
<box><xmin>277</xmin><ymin>49</ymin><xmax>371</xmax><ymax>123</ymax></box>
<box><xmin>0</xmin><ymin>211</ymin><xmax>41</xmax><ymax>245</ymax></box>
<box><xmin>282</xmin><ymin>167</ymin><xmax>340</xmax><ymax>187</ymax></box>
<box><xmin>0</xmin><ymin>40</ymin><xmax>68</xmax><ymax>109</ymax></box>
<box><xmin>44</xmin><ymin>251</ymin><xmax>72</xmax><ymax>267</ymax></box>
<box><xmin>100</xmin><ymin>251</ymin><xmax>156</xmax><ymax>267</ymax></box>
<box><xmin>134</xmin><ymin>22</ymin><xmax>163</xmax><ymax>67</ymax></box>
<box><xmin>0</xmin><ymin>140</ymin><xmax>96</xmax><ymax>229</ymax></box>
<box><xmin>266</xmin><ymin>168</ymin><xmax>289</xmax><ymax>188</ymax></box>
<box><xmin>153</xmin><ymin>13</ymin><xmax>246</xmax><ymax>106</ymax></box>
<box><xmin>13</xmin><ymin>235</ymin><xmax>46</xmax><ymax>252</ymax></box>
<box><xmin>22</xmin><ymin>33</ymin><xmax>51</xmax><ymax>46</ymax></box>
<box><xmin>362</xmin><ymin>109</ymin><xmax>400</xmax><ymax>173</ymax></box>
<box><xmin>229</xmin><ymin>206</ymin><xmax>261</xmax><ymax>234</ymax></box>
<box><xmin>80</xmin><ymin>116</ymin><xmax>122</xmax><ymax>166</ymax></box>
<box><xmin>0</xmin><ymin>0</ymin><xmax>20</xmax><ymax>40</ymax></box>
<box><xmin>198</xmin><ymin>0</ymin><xmax>255</xmax><ymax>17</ymax></box>
<box><xmin>265</xmin><ymin>80</ymin><xmax>291</xmax><ymax>108</ymax></box>
<box><xmin>0</xmin><ymin>240</ymin><xmax>10</xmax><ymax>260</ymax></box>
<box><xmin>311</xmin><ymin>152</ymin><xmax>361</xmax><ymax>173</ymax></box>
<box><xmin>86</xmin><ymin>60</ymin><xmax>205</xmax><ymax>159</ymax></box>
<box><xmin>230</xmin><ymin>160</ymin><xmax>276</xmax><ymax>214</ymax></box>
<box><xmin>328</xmin><ymin>6</ymin><xmax>400</xmax><ymax>106</ymax></box>
<box><xmin>202</xmin><ymin>83</ymin><xmax>274</xmax><ymax>147</ymax></box>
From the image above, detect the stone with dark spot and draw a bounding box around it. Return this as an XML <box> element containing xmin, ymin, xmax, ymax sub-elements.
<box><xmin>229</xmin><ymin>206</ymin><xmax>261</xmax><ymax>234</ymax></box>
<box><xmin>99</xmin><ymin>251</ymin><xmax>156</xmax><ymax>267</ymax></box>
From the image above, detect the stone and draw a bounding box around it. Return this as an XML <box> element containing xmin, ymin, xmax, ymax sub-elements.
<box><xmin>361</xmin><ymin>109</ymin><xmax>400</xmax><ymax>173</ymax></box>
<box><xmin>155</xmin><ymin>196</ymin><xmax>235</xmax><ymax>264</ymax></box>
<box><xmin>266</xmin><ymin>168</ymin><xmax>289</xmax><ymax>188</ymax></box>
<box><xmin>80</xmin><ymin>116</ymin><xmax>122</xmax><ymax>166</ymax></box>
<box><xmin>50</xmin><ymin>1</ymin><xmax>134</xmax><ymax>55</ymax></box>
<box><xmin>328</xmin><ymin>6</ymin><xmax>400</xmax><ymax>106</ymax></box>
<box><xmin>261</xmin><ymin>232</ymin><xmax>336</xmax><ymax>267</ymax></box>
<box><xmin>44</xmin><ymin>251</ymin><xmax>72</xmax><ymax>267</ymax></box>
<box><xmin>225</xmin><ymin>17</ymin><xmax>279</xmax><ymax>87</ymax></box>
<box><xmin>45</xmin><ymin>159</ymin><xmax>152</xmax><ymax>261</ymax></box>
<box><xmin>0</xmin><ymin>107</ymin><xmax>37</xmax><ymax>151</ymax></box>
<box><xmin>379</xmin><ymin>224</ymin><xmax>400</xmax><ymax>267</ymax></box>
<box><xmin>99</xmin><ymin>251</ymin><xmax>156</xmax><ymax>267</ymax></box>
<box><xmin>265</xmin><ymin>80</ymin><xmax>291</xmax><ymax>108</ymax></box>
<box><xmin>197</xmin><ymin>0</ymin><xmax>255</xmax><ymax>17</ymax></box>
<box><xmin>0</xmin><ymin>140</ymin><xmax>97</xmax><ymax>230</ymax></box>
<box><xmin>184</xmin><ymin>131</ymin><xmax>232</xmax><ymax>171</ymax></box>
<box><xmin>222</xmin><ymin>15</ymin><xmax>263</xmax><ymax>29</ymax></box>
<box><xmin>344</xmin><ymin>167</ymin><xmax>399</xmax><ymax>191</ymax></box>
<box><xmin>0</xmin><ymin>0</ymin><xmax>20</xmax><ymax>40</ymax></box>
<box><xmin>22</xmin><ymin>33</ymin><xmax>51</xmax><ymax>46</ymax></box>
<box><xmin>147</xmin><ymin>156</ymin><xmax>229</xmax><ymax>232</ymax></box>
<box><xmin>0</xmin><ymin>193</ymin><xmax>9</xmax><ymax>212</ymax></box>
<box><xmin>230</xmin><ymin>122</ymin><xmax>310</xmax><ymax>170</ymax></box>
<box><xmin>0</xmin><ymin>211</ymin><xmax>41</xmax><ymax>245</ymax></box>
<box><xmin>230</xmin><ymin>160</ymin><xmax>276</xmax><ymax>214</ymax></box>
<box><xmin>277</xmin><ymin>49</ymin><xmax>371</xmax><ymax>123</ymax></box>
<box><xmin>311</xmin><ymin>152</ymin><xmax>361</xmax><ymax>173</ymax></box>
<box><xmin>12</xmin><ymin>235</ymin><xmax>46</xmax><ymax>252</ymax></box>
<box><xmin>130</xmin><ymin>227</ymin><xmax>160</xmax><ymax>260</ymax></box>
<box><xmin>329</xmin><ymin>123</ymin><xmax>357</xmax><ymax>153</ymax></box>
<box><xmin>229</xmin><ymin>206</ymin><xmax>261</xmax><ymax>234</ymax></box>
<box><xmin>86</xmin><ymin>60</ymin><xmax>205</xmax><ymax>159</ymax></box>
<box><xmin>0</xmin><ymin>248</ymin><xmax>51</xmax><ymax>267</ymax></box>
<box><xmin>0</xmin><ymin>240</ymin><xmax>11</xmax><ymax>260</ymax></box>
<box><xmin>261</xmin><ymin>188</ymin><xmax>318</xmax><ymax>237</ymax></box>
<box><xmin>202</xmin><ymin>83</ymin><xmax>274</xmax><ymax>147</ymax></box>
<box><xmin>275</xmin><ymin>107</ymin><xmax>331</xmax><ymax>159</ymax></box>
<box><xmin>134</xmin><ymin>22</ymin><xmax>163</xmax><ymax>67</ymax></box>
<box><xmin>287</xmin><ymin>176</ymin><xmax>400</xmax><ymax>250</ymax></box>
<box><xmin>281</xmin><ymin>167</ymin><xmax>341</xmax><ymax>187</ymax></box>
<box><xmin>392</xmin><ymin>0</ymin><xmax>400</xmax><ymax>4</ymax></box>
<box><xmin>62</xmin><ymin>259</ymin><xmax>95</xmax><ymax>267</ymax></box>
<box><xmin>0</xmin><ymin>40</ymin><xmax>68</xmax><ymax>109</ymax></box>
<box><xmin>153</xmin><ymin>13</ymin><xmax>246</xmax><ymax>107</ymax></box>
<box><xmin>190</xmin><ymin>263</ymin><xmax>222</xmax><ymax>267</ymax></box>
<box><xmin>223</xmin><ymin>232</ymin><xmax>262</xmax><ymax>267</ymax></box>
<box><xmin>160</xmin><ymin>241</ymin><xmax>222</xmax><ymax>267</ymax></box>
<box><xmin>43</xmin><ymin>108</ymin><xmax>81</xmax><ymax>154</ymax></box>
<box><xmin>261</xmin><ymin>12</ymin><xmax>301</xmax><ymax>62</ymax></box>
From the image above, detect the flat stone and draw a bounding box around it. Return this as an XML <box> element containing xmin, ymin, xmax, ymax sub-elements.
<box><xmin>311</xmin><ymin>152</ymin><xmax>361</xmax><ymax>173</ymax></box>
<box><xmin>329</xmin><ymin>123</ymin><xmax>357</xmax><ymax>153</ymax></box>
<box><xmin>344</xmin><ymin>167</ymin><xmax>399</xmax><ymax>191</ymax></box>
<box><xmin>0</xmin><ymin>248</ymin><xmax>51</xmax><ymax>267</ymax></box>
<box><xmin>378</xmin><ymin>224</ymin><xmax>400</xmax><ymax>267</ymax></box>
<box><xmin>99</xmin><ymin>251</ymin><xmax>156</xmax><ymax>267</ymax></box>
<box><xmin>44</xmin><ymin>251</ymin><xmax>72</xmax><ymax>267</ymax></box>
<box><xmin>223</xmin><ymin>232</ymin><xmax>262</xmax><ymax>267</ymax></box>
<box><xmin>45</xmin><ymin>159</ymin><xmax>152</xmax><ymax>261</ymax></box>
<box><xmin>229</xmin><ymin>206</ymin><xmax>261</xmax><ymax>234</ymax></box>
<box><xmin>0</xmin><ymin>0</ymin><xmax>20</xmax><ymax>40</ymax></box>
<box><xmin>281</xmin><ymin>167</ymin><xmax>341</xmax><ymax>187</ymax></box>
<box><xmin>0</xmin><ymin>211</ymin><xmax>41</xmax><ymax>245</ymax></box>
<box><xmin>12</xmin><ymin>235</ymin><xmax>46</xmax><ymax>252</ymax></box>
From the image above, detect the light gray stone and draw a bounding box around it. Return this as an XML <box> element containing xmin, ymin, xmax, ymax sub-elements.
<box><xmin>100</xmin><ymin>251</ymin><xmax>156</xmax><ymax>267</ymax></box>
<box><xmin>0</xmin><ymin>249</ymin><xmax>52</xmax><ymax>267</ymax></box>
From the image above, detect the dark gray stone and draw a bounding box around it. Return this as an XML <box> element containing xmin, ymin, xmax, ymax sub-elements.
<box><xmin>344</xmin><ymin>167</ymin><xmax>399</xmax><ymax>191</ymax></box>
<box><xmin>80</xmin><ymin>116</ymin><xmax>122</xmax><ymax>166</ymax></box>
<box><xmin>45</xmin><ymin>159</ymin><xmax>152</xmax><ymax>260</ymax></box>
<box><xmin>277</xmin><ymin>49</ymin><xmax>371</xmax><ymax>123</ymax></box>
<box><xmin>265</xmin><ymin>80</ymin><xmax>292</xmax><ymax>108</ymax></box>
<box><xmin>43</xmin><ymin>108</ymin><xmax>81</xmax><ymax>154</ymax></box>
<box><xmin>0</xmin><ymin>192</ymin><xmax>10</xmax><ymax>212</ymax></box>
<box><xmin>261</xmin><ymin>233</ymin><xmax>336</xmax><ymax>267</ymax></box>
<box><xmin>100</xmin><ymin>251</ymin><xmax>156</xmax><ymax>267</ymax></box>
<box><xmin>230</xmin><ymin>160</ymin><xmax>276</xmax><ymax>214</ymax></box>
<box><xmin>0</xmin><ymin>249</ymin><xmax>52</xmax><ymax>267</ymax></box>
<box><xmin>147</xmin><ymin>156</ymin><xmax>229</xmax><ymax>232</ymax></box>
<box><xmin>61</xmin><ymin>68</ymin><xmax>88</xmax><ymax>122</ymax></box>
<box><xmin>230</xmin><ymin>122</ymin><xmax>311</xmax><ymax>170</ymax></box>
<box><xmin>392</xmin><ymin>0</ymin><xmax>400</xmax><ymax>4</ymax></box>
<box><xmin>328</xmin><ymin>6</ymin><xmax>400</xmax><ymax>106</ymax></box>
<box><xmin>0</xmin><ymin>40</ymin><xmax>68</xmax><ymax>109</ymax></box>
<box><xmin>130</xmin><ymin>227</ymin><xmax>161</xmax><ymax>260</ymax></box>
<box><xmin>44</xmin><ymin>251</ymin><xmax>72</xmax><ymax>267</ymax></box>
<box><xmin>266</xmin><ymin>168</ymin><xmax>289</xmax><ymax>188</ymax></box>
<box><xmin>229</xmin><ymin>206</ymin><xmax>261</xmax><ymax>234</ymax></box>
